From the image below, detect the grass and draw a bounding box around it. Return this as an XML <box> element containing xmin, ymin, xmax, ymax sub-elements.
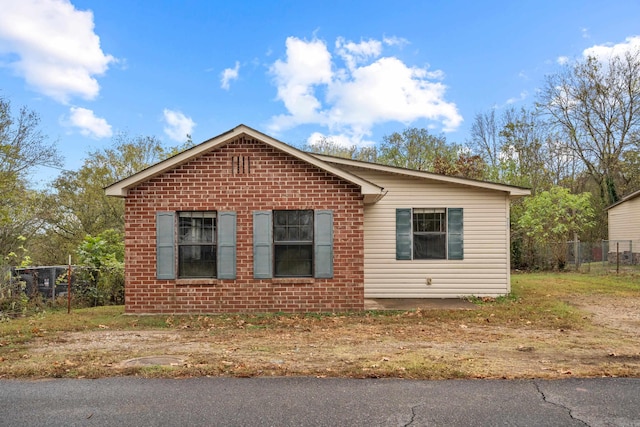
<box><xmin>1</xmin><ymin>271</ymin><xmax>639</xmax><ymax>380</ymax></box>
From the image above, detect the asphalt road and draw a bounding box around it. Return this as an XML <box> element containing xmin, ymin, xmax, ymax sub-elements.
<box><xmin>1</xmin><ymin>377</ymin><xmax>639</xmax><ymax>426</ymax></box>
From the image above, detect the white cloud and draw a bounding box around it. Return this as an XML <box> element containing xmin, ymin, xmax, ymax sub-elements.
<box><xmin>557</xmin><ymin>56</ymin><xmax>569</xmax><ymax>65</ymax></box>
<box><xmin>335</xmin><ymin>37</ymin><xmax>382</xmax><ymax>70</ymax></box>
<box><xmin>582</xmin><ymin>36</ymin><xmax>640</xmax><ymax>61</ymax></box>
<box><xmin>0</xmin><ymin>0</ymin><xmax>115</xmax><ymax>103</ymax></box>
<box><xmin>220</xmin><ymin>61</ymin><xmax>240</xmax><ymax>90</ymax></box>
<box><xmin>505</xmin><ymin>91</ymin><xmax>528</xmax><ymax>105</ymax></box>
<box><xmin>163</xmin><ymin>109</ymin><xmax>195</xmax><ymax>142</ymax></box>
<box><xmin>268</xmin><ymin>36</ymin><xmax>462</xmax><ymax>143</ymax></box>
<box><xmin>383</xmin><ymin>36</ymin><xmax>409</xmax><ymax>48</ymax></box>
<box><xmin>269</xmin><ymin>37</ymin><xmax>333</xmax><ymax>128</ymax></box>
<box><xmin>66</xmin><ymin>107</ymin><xmax>112</xmax><ymax>138</ymax></box>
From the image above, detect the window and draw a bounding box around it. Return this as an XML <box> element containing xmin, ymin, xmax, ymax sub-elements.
<box><xmin>273</xmin><ymin>210</ymin><xmax>314</xmax><ymax>277</ymax></box>
<box><xmin>413</xmin><ymin>208</ymin><xmax>446</xmax><ymax>259</ymax></box>
<box><xmin>396</xmin><ymin>208</ymin><xmax>463</xmax><ymax>261</ymax></box>
<box><xmin>253</xmin><ymin>210</ymin><xmax>333</xmax><ymax>279</ymax></box>
<box><xmin>156</xmin><ymin>211</ymin><xmax>236</xmax><ymax>280</ymax></box>
<box><xmin>178</xmin><ymin>212</ymin><xmax>216</xmax><ymax>278</ymax></box>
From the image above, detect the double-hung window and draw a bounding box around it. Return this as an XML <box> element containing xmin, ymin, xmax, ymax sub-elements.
<box><xmin>396</xmin><ymin>208</ymin><xmax>463</xmax><ymax>260</ymax></box>
<box><xmin>273</xmin><ymin>210</ymin><xmax>314</xmax><ymax>277</ymax></box>
<box><xmin>178</xmin><ymin>211</ymin><xmax>216</xmax><ymax>278</ymax></box>
<box><xmin>412</xmin><ymin>208</ymin><xmax>447</xmax><ymax>259</ymax></box>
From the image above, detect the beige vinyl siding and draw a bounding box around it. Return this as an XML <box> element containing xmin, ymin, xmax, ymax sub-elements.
<box><xmin>608</xmin><ymin>196</ymin><xmax>640</xmax><ymax>243</ymax></box>
<box><xmin>349</xmin><ymin>167</ymin><xmax>511</xmax><ymax>298</ymax></box>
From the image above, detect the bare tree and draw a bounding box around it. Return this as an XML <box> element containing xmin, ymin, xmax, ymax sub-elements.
<box><xmin>538</xmin><ymin>50</ymin><xmax>640</xmax><ymax>205</ymax></box>
<box><xmin>470</xmin><ymin>109</ymin><xmax>500</xmax><ymax>173</ymax></box>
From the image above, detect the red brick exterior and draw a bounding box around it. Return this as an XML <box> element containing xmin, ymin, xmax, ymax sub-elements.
<box><xmin>124</xmin><ymin>136</ymin><xmax>365</xmax><ymax>314</ymax></box>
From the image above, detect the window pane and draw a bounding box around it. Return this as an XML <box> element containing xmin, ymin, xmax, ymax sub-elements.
<box><xmin>299</xmin><ymin>210</ymin><xmax>312</xmax><ymax>225</ymax></box>
<box><xmin>414</xmin><ymin>234</ymin><xmax>446</xmax><ymax>259</ymax></box>
<box><xmin>179</xmin><ymin>212</ymin><xmax>216</xmax><ymax>243</ymax></box>
<box><xmin>300</xmin><ymin>226</ymin><xmax>313</xmax><ymax>241</ymax></box>
<box><xmin>273</xmin><ymin>210</ymin><xmax>313</xmax><ymax>242</ymax></box>
<box><xmin>274</xmin><ymin>244</ymin><xmax>313</xmax><ymax>277</ymax></box>
<box><xmin>274</xmin><ymin>226</ymin><xmax>287</xmax><ymax>241</ymax></box>
<box><xmin>413</xmin><ymin>209</ymin><xmax>446</xmax><ymax>233</ymax></box>
<box><xmin>287</xmin><ymin>227</ymin><xmax>300</xmax><ymax>241</ymax></box>
<box><xmin>178</xmin><ymin>245</ymin><xmax>216</xmax><ymax>277</ymax></box>
<box><xmin>287</xmin><ymin>210</ymin><xmax>298</xmax><ymax>224</ymax></box>
<box><xmin>275</xmin><ymin>211</ymin><xmax>287</xmax><ymax>226</ymax></box>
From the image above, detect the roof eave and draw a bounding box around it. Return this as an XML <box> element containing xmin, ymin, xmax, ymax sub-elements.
<box><xmin>311</xmin><ymin>154</ymin><xmax>531</xmax><ymax>197</ymax></box>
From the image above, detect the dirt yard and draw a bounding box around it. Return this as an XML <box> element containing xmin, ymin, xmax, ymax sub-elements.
<box><xmin>3</xmin><ymin>290</ymin><xmax>639</xmax><ymax>380</ymax></box>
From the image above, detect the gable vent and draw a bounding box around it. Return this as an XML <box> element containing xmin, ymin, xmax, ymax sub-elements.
<box><xmin>232</xmin><ymin>156</ymin><xmax>250</xmax><ymax>174</ymax></box>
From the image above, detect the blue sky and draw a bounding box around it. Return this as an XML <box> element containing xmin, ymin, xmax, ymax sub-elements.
<box><xmin>1</xmin><ymin>0</ymin><xmax>640</xmax><ymax>185</ymax></box>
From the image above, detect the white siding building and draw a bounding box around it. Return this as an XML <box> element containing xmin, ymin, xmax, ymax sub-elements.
<box><xmin>314</xmin><ymin>155</ymin><xmax>530</xmax><ymax>298</ymax></box>
<box><xmin>607</xmin><ymin>189</ymin><xmax>640</xmax><ymax>260</ymax></box>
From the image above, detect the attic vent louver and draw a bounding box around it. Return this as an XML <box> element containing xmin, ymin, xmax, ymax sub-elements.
<box><xmin>232</xmin><ymin>155</ymin><xmax>250</xmax><ymax>174</ymax></box>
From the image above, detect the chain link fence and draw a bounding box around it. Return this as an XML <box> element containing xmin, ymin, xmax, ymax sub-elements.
<box><xmin>565</xmin><ymin>240</ymin><xmax>639</xmax><ymax>273</ymax></box>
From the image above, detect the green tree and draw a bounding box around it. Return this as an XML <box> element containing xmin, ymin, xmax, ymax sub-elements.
<box><xmin>76</xmin><ymin>229</ymin><xmax>125</xmax><ymax>305</ymax></box>
<box><xmin>378</xmin><ymin>127</ymin><xmax>458</xmax><ymax>172</ymax></box>
<box><xmin>48</xmin><ymin>133</ymin><xmax>185</xmax><ymax>263</ymax></box>
<box><xmin>517</xmin><ymin>186</ymin><xmax>595</xmax><ymax>270</ymax></box>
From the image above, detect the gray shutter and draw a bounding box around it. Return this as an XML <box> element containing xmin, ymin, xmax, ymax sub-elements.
<box><xmin>217</xmin><ymin>211</ymin><xmax>236</xmax><ymax>279</ymax></box>
<box><xmin>253</xmin><ymin>211</ymin><xmax>273</xmax><ymax>278</ymax></box>
<box><xmin>156</xmin><ymin>212</ymin><xmax>175</xmax><ymax>279</ymax></box>
<box><xmin>447</xmin><ymin>208</ymin><xmax>464</xmax><ymax>260</ymax></box>
<box><xmin>396</xmin><ymin>208</ymin><xmax>412</xmax><ymax>260</ymax></box>
<box><xmin>314</xmin><ymin>210</ymin><xmax>333</xmax><ymax>278</ymax></box>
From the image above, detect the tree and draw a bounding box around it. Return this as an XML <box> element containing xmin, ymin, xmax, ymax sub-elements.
<box><xmin>538</xmin><ymin>50</ymin><xmax>640</xmax><ymax>206</ymax></box>
<box><xmin>76</xmin><ymin>229</ymin><xmax>125</xmax><ymax>305</ymax></box>
<box><xmin>378</xmin><ymin>127</ymin><xmax>458</xmax><ymax>171</ymax></box>
<box><xmin>0</xmin><ymin>97</ymin><xmax>61</xmax><ymax>261</ymax></box>
<box><xmin>517</xmin><ymin>186</ymin><xmax>595</xmax><ymax>270</ymax></box>
<box><xmin>0</xmin><ymin>97</ymin><xmax>61</xmax><ymax>187</ymax></box>
<box><xmin>48</xmin><ymin>133</ymin><xmax>183</xmax><ymax>263</ymax></box>
<box><xmin>303</xmin><ymin>136</ymin><xmax>377</xmax><ymax>162</ymax></box>
<box><xmin>470</xmin><ymin>109</ymin><xmax>500</xmax><ymax>178</ymax></box>
<box><xmin>470</xmin><ymin>107</ymin><xmax>561</xmax><ymax>191</ymax></box>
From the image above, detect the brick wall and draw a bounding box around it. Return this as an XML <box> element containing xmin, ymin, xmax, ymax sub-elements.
<box><xmin>124</xmin><ymin>136</ymin><xmax>365</xmax><ymax>314</ymax></box>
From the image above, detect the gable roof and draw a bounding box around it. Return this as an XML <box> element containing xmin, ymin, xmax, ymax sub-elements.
<box><xmin>311</xmin><ymin>153</ymin><xmax>531</xmax><ymax>197</ymax></box>
<box><xmin>105</xmin><ymin>124</ymin><xmax>530</xmax><ymax>202</ymax></box>
<box><xmin>607</xmin><ymin>189</ymin><xmax>640</xmax><ymax>210</ymax></box>
<box><xmin>105</xmin><ymin>124</ymin><xmax>386</xmax><ymax>203</ymax></box>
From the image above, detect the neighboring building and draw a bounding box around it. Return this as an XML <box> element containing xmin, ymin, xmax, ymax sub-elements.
<box><xmin>607</xmin><ymin>189</ymin><xmax>640</xmax><ymax>264</ymax></box>
<box><xmin>105</xmin><ymin>125</ymin><xmax>529</xmax><ymax>314</ymax></box>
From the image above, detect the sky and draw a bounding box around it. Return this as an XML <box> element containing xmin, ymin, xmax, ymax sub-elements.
<box><xmin>1</xmin><ymin>0</ymin><xmax>640</xmax><ymax>186</ymax></box>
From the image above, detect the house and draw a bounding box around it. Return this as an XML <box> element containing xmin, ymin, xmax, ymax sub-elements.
<box><xmin>607</xmin><ymin>189</ymin><xmax>640</xmax><ymax>264</ymax></box>
<box><xmin>105</xmin><ymin>124</ymin><xmax>529</xmax><ymax>314</ymax></box>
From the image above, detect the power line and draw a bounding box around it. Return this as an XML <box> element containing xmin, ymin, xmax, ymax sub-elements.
<box><xmin>0</xmin><ymin>151</ymin><xmax>74</xmax><ymax>173</ymax></box>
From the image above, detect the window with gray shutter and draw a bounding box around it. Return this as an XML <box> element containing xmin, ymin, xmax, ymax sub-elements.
<box><xmin>396</xmin><ymin>208</ymin><xmax>464</xmax><ymax>260</ymax></box>
<box><xmin>156</xmin><ymin>210</ymin><xmax>237</xmax><ymax>280</ymax></box>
